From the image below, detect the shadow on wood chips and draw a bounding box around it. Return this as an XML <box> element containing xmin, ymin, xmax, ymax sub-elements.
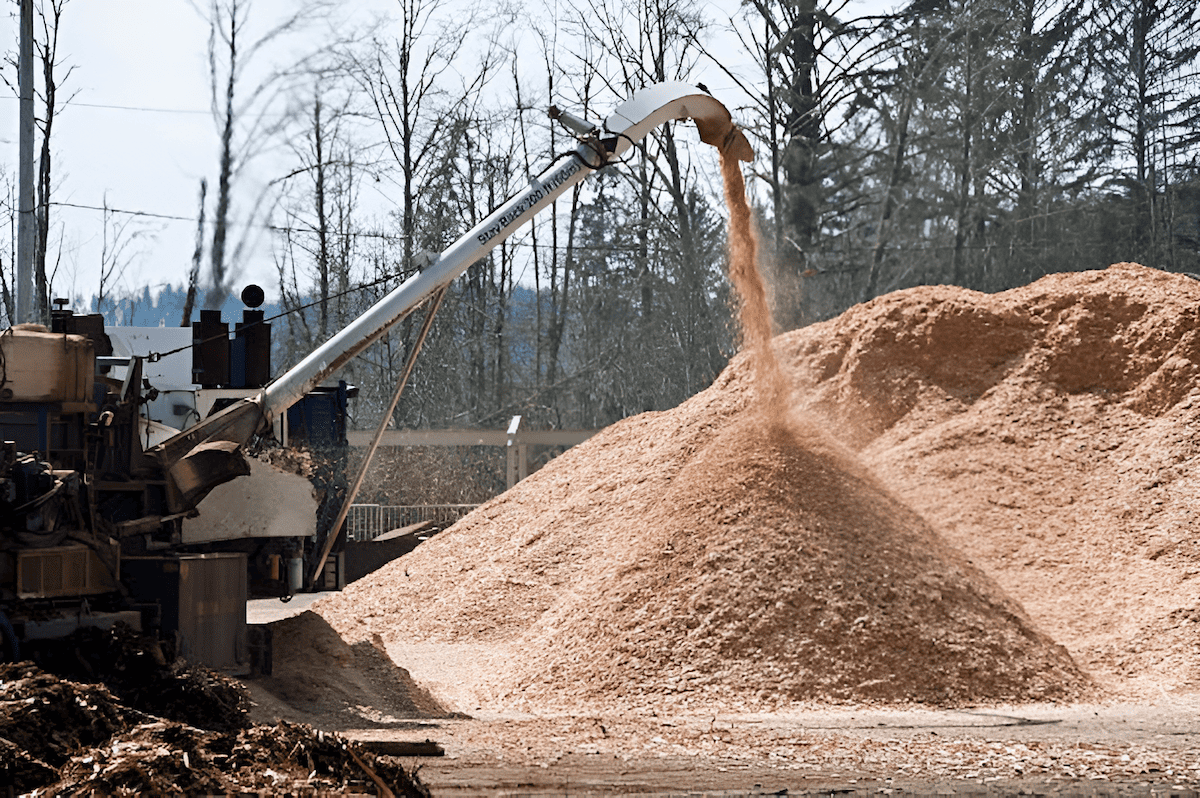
<box><xmin>0</xmin><ymin>624</ymin><xmax>428</xmax><ymax>796</ymax></box>
<box><xmin>244</xmin><ymin>610</ymin><xmax>456</xmax><ymax>729</ymax></box>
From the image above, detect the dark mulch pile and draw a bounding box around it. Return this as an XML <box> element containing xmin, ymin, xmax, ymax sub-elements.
<box><xmin>1</xmin><ymin>629</ymin><xmax>428</xmax><ymax>797</ymax></box>
<box><xmin>26</xmin><ymin>623</ymin><xmax>252</xmax><ymax>733</ymax></box>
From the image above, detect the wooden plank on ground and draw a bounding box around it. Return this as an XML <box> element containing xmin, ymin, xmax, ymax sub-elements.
<box><xmin>372</xmin><ymin>520</ymin><xmax>435</xmax><ymax>541</ymax></box>
<box><xmin>358</xmin><ymin>739</ymin><xmax>445</xmax><ymax>757</ymax></box>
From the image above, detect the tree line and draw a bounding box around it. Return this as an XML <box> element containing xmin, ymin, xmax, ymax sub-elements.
<box><xmin>4</xmin><ymin>0</ymin><xmax>1199</xmax><ymax>434</ymax></box>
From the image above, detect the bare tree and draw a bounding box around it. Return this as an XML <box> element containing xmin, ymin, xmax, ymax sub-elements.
<box><xmin>356</xmin><ymin>0</ymin><xmax>496</xmax><ymax>275</ymax></box>
<box><xmin>0</xmin><ymin>171</ymin><xmax>13</xmax><ymax>325</ymax></box>
<box><xmin>347</xmin><ymin>0</ymin><xmax>501</xmax><ymax>425</ymax></box>
<box><xmin>195</xmin><ymin>0</ymin><xmax>327</xmax><ymax>308</ymax></box>
<box><xmin>495</xmin><ymin>21</ymin><xmax>606</xmax><ymax>427</ymax></box>
<box><xmin>863</xmin><ymin>17</ymin><xmax>952</xmax><ymax>300</ymax></box>
<box><xmin>31</xmin><ymin>0</ymin><xmax>74</xmax><ymax>323</ymax></box>
<box><xmin>629</xmin><ymin>0</ymin><xmax>896</xmax><ymax>319</ymax></box>
<box><xmin>275</xmin><ymin>74</ymin><xmax>360</xmax><ymax>343</ymax></box>
<box><xmin>710</xmin><ymin>0</ymin><xmax>892</xmax><ymax>324</ymax></box>
<box><xmin>181</xmin><ymin>178</ymin><xmax>207</xmax><ymax>325</ymax></box>
<box><xmin>96</xmin><ymin>196</ymin><xmax>158</xmax><ymax>322</ymax></box>
<box><xmin>2</xmin><ymin>0</ymin><xmax>76</xmax><ymax>324</ymax></box>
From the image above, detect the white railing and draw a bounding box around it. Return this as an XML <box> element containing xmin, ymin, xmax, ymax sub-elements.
<box><xmin>346</xmin><ymin>504</ymin><xmax>478</xmax><ymax>542</ymax></box>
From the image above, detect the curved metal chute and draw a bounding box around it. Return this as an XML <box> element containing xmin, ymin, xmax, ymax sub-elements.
<box><xmin>604</xmin><ymin>82</ymin><xmax>754</xmax><ymax>163</ymax></box>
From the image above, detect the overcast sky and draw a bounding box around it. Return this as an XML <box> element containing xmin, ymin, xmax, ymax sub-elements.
<box><xmin>3</xmin><ymin>0</ymin><xmax>891</xmax><ymax>315</ymax></box>
<box><xmin>2</xmin><ymin>0</ymin><xmax>378</xmax><ymax>307</ymax></box>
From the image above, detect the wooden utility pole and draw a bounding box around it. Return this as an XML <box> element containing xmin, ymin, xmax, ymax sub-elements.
<box><xmin>17</xmin><ymin>0</ymin><xmax>36</xmax><ymax>323</ymax></box>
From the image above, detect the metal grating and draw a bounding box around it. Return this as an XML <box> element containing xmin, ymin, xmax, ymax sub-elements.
<box><xmin>17</xmin><ymin>545</ymin><xmax>114</xmax><ymax>599</ymax></box>
<box><xmin>346</xmin><ymin>504</ymin><xmax>477</xmax><ymax>541</ymax></box>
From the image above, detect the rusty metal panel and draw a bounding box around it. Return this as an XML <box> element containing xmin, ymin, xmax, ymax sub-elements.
<box><xmin>177</xmin><ymin>553</ymin><xmax>247</xmax><ymax>670</ymax></box>
<box><xmin>0</xmin><ymin>328</ymin><xmax>95</xmax><ymax>403</ymax></box>
<box><xmin>122</xmin><ymin>553</ymin><xmax>247</xmax><ymax>670</ymax></box>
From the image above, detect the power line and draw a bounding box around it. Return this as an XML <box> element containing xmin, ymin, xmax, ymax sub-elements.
<box><xmin>47</xmin><ymin>200</ymin><xmax>657</xmax><ymax>254</ymax></box>
<box><xmin>52</xmin><ymin>199</ymin><xmax>1104</xmax><ymax>259</ymax></box>
<box><xmin>51</xmin><ymin>200</ymin><xmax>405</xmax><ymax>241</ymax></box>
<box><xmin>68</xmin><ymin>100</ymin><xmax>212</xmax><ymax>115</ymax></box>
<box><xmin>0</xmin><ymin>95</ymin><xmax>211</xmax><ymax>115</ymax></box>
<box><xmin>145</xmin><ymin>269</ymin><xmax>414</xmax><ymax>363</ymax></box>
<box><xmin>53</xmin><ymin>200</ymin><xmax>194</xmax><ymax>222</ymax></box>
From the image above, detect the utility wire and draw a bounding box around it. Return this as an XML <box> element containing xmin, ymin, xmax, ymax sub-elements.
<box><xmin>51</xmin><ymin>200</ymin><xmax>406</xmax><ymax>241</ymax></box>
<box><xmin>59</xmin><ymin>100</ymin><xmax>212</xmax><ymax>115</ymax></box>
<box><xmin>48</xmin><ymin>199</ymin><xmax>672</xmax><ymax>254</ymax></box>
<box><xmin>0</xmin><ymin>95</ymin><xmax>277</xmax><ymax>116</ymax></box>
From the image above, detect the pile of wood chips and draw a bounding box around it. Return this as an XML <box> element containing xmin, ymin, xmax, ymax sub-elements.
<box><xmin>779</xmin><ymin>261</ymin><xmax>1200</xmax><ymax>698</ymax></box>
<box><xmin>315</xmin><ymin>266</ymin><xmax>1200</xmax><ymax>713</ymax></box>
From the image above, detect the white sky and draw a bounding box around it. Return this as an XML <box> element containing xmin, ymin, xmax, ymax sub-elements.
<box><xmin>2</xmin><ymin>0</ymin><xmax>392</xmax><ymax>307</ymax></box>
<box><xmin>2</xmin><ymin>0</ymin><xmax>894</xmax><ymax>312</ymax></box>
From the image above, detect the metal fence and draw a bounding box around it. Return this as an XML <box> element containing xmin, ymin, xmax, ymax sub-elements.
<box><xmin>346</xmin><ymin>504</ymin><xmax>478</xmax><ymax>542</ymax></box>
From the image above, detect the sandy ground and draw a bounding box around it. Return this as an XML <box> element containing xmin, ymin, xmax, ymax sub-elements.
<box><xmin>347</xmin><ymin>696</ymin><xmax>1200</xmax><ymax>794</ymax></box>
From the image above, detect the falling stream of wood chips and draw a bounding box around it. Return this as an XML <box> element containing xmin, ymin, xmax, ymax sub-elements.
<box><xmin>719</xmin><ymin>148</ymin><xmax>787</xmax><ymax>420</ymax></box>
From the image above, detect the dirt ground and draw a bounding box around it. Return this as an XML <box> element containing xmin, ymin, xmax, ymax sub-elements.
<box><xmin>249</xmin><ymin>628</ymin><xmax>1200</xmax><ymax>794</ymax></box>
<box><xmin>384</xmin><ymin>643</ymin><xmax>1200</xmax><ymax>794</ymax></box>
<box><xmin>389</xmin><ymin>701</ymin><xmax>1200</xmax><ymax>796</ymax></box>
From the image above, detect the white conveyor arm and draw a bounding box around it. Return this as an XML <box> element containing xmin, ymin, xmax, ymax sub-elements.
<box><xmin>149</xmin><ymin>82</ymin><xmax>752</xmax><ymax>511</ymax></box>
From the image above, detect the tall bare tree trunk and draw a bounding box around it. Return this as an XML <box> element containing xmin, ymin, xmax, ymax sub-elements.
<box><xmin>32</xmin><ymin>0</ymin><xmax>72</xmax><ymax>324</ymax></box>
<box><xmin>209</xmin><ymin>1</ymin><xmax>238</xmax><ymax>310</ymax></box>
<box><xmin>311</xmin><ymin>92</ymin><xmax>330</xmax><ymax>339</ymax></box>
<box><xmin>1013</xmin><ymin>0</ymin><xmax>1038</xmax><ymax>228</ymax></box>
<box><xmin>34</xmin><ymin>54</ymin><xmax>53</xmax><ymax>323</ymax></box>
<box><xmin>865</xmin><ymin>90</ymin><xmax>916</xmax><ymax>301</ymax></box>
<box><xmin>951</xmin><ymin>26</ymin><xmax>975</xmax><ymax>286</ymax></box>
<box><xmin>182</xmin><ymin>178</ymin><xmax>207</xmax><ymax>325</ymax></box>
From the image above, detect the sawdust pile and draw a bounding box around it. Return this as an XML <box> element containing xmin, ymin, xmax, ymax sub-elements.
<box><xmin>316</xmin><ymin>238</ymin><xmax>1109</xmax><ymax>712</ymax></box>
<box><xmin>777</xmin><ymin>261</ymin><xmax>1200</xmax><ymax>696</ymax></box>
<box><xmin>247</xmin><ymin>610</ymin><xmax>452</xmax><ymax>728</ymax></box>
<box><xmin>317</xmin><ymin>392</ymin><xmax>1085</xmax><ymax>711</ymax></box>
<box><xmin>322</xmin><ymin>265</ymin><xmax>1200</xmax><ymax>710</ymax></box>
<box><xmin>315</xmin><ymin>158</ymin><xmax>1100</xmax><ymax>713</ymax></box>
